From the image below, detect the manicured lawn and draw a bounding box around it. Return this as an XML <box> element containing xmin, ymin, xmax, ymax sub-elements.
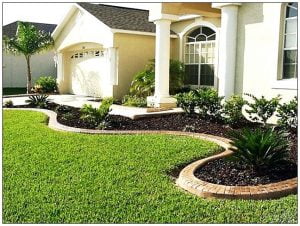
<box><xmin>3</xmin><ymin>110</ymin><xmax>297</xmax><ymax>223</ymax></box>
<box><xmin>3</xmin><ymin>87</ymin><xmax>27</xmax><ymax>95</ymax></box>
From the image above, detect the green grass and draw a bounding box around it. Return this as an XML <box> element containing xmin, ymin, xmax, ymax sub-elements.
<box><xmin>3</xmin><ymin>87</ymin><xmax>27</xmax><ymax>95</ymax></box>
<box><xmin>3</xmin><ymin>110</ymin><xmax>297</xmax><ymax>223</ymax></box>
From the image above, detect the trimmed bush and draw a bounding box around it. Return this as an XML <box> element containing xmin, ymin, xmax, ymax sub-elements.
<box><xmin>122</xmin><ymin>95</ymin><xmax>147</xmax><ymax>107</ymax></box>
<box><xmin>229</xmin><ymin>128</ymin><xmax>289</xmax><ymax>173</ymax></box>
<box><xmin>25</xmin><ymin>94</ymin><xmax>49</xmax><ymax>108</ymax></box>
<box><xmin>33</xmin><ymin>76</ymin><xmax>57</xmax><ymax>93</ymax></box>
<box><xmin>277</xmin><ymin>96</ymin><xmax>298</xmax><ymax>132</ymax></box>
<box><xmin>175</xmin><ymin>90</ymin><xmax>198</xmax><ymax>115</ymax></box>
<box><xmin>223</xmin><ymin>95</ymin><xmax>248</xmax><ymax>127</ymax></box>
<box><xmin>3</xmin><ymin>100</ymin><xmax>13</xmax><ymax>108</ymax></box>
<box><xmin>245</xmin><ymin>94</ymin><xmax>281</xmax><ymax>125</ymax></box>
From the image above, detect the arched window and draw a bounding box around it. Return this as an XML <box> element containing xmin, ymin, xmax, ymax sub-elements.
<box><xmin>282</xmin><ymin>2</ymin><xmax>297</xmax><ymax>79</ymax></box>
<box><xmin>184</xmin><ymin>26</ymin><xmax>216</xmax><ymax>87</ymax></box>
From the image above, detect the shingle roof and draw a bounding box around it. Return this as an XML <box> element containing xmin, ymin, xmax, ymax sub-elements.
<box><xmin>3</xmin><ymin>21</ymin><xmax>57</xmax><ymax>38</ymax></box>
<box><xmin>78</xmin><ymin>3</ymin><xmax>175</xmax><ymax>34</ymax></box>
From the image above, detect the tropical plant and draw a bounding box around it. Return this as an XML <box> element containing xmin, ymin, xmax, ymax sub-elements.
<box><xmin>277</xmin><ymin>96</ymin><xmax>298</xmax><ymax>132</ymax></box>
<box><xmin>122</xmin><ymin>95</ymin><xmax>147</xmax><ymax>107</ymax></box>
<box><xmin>245</xmin><ymin>94</ymin><xmax>281</xmax><ymax>125</ymax></box>
<box><xmin>175</xmin><ymin>90</ymin><xmax>198</xmax><ymax>115</ymax></box>
<box><xmin>129</xmin><ymin>59</ymin><xmax>185</xmax><ymax>97</ymax></box>
<box><xmin>33</xmin><ymin>76</ymin><xmax>57</xmax><ymax>93</ymax></box>
<box><xmin>228</xmin><ymin>128</ymin><xmax>289</xmax><ymax>173</ymax></box>
<box><xmin>3</xmin><ymin>22</ymin><xmax>54</xmax><ymax>93</ymax></box>
<box><xmin>80</xmin><ymin>98</ymin><xmax>113</xmax><ymax>127</ymax></box>
<box><xmin>223</xmin><ymin>95</ymin><xmax>248</xmax><ymax>127</ymax></box>
<box><xmin>25</xmin><ymin>94</ymin><xmax>50</xmax><ymax>108</ymax></box>
<box><xmin>195</xmin><ymin>87</ymin><xmax>224</xmax><ymax>121</ymax></box>
<box><xmin>3</xmin><ymin>100</ymin><xmax>13</xmax><ymax>108</ymax></box>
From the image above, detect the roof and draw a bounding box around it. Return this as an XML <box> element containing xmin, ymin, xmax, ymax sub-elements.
<box><xmin>77</xmin><ymin>3</ymin><xmax>175</xmax><ymax>34</ymax></box>
<box><xmin>3</xmin><ymin>21</ymin><xmax>57</xmax><ymax>38</ymax></box>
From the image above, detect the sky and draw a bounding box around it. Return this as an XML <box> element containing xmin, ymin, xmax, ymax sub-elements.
<box><xmin>2</xmin><ymin>2</ymin><xmax>154</xmax><ymax>26</ymax></box>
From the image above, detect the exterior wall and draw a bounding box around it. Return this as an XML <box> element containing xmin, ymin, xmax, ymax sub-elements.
<box><xmin>3</xmin><ymin>52</ymin><xmax>57</xmax><ymax>88</ymax></box>
<box><xmin>235</xmin><ymin>3</ymin><xmax>297</xmax><ymax>103</ymax></box>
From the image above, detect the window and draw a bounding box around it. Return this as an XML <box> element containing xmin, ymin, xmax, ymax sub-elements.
<box><xmin>184</xmin><ymin>26</ymin><xmax>216</xmax><ymax>87</ymax></box>
<box><xmin>70</xmin><ymin>50</ymin><xmax>105</xmax><ymax>59</ymax></box>
<box><xmin>282</xmin><ymin>3</ymin><xmax>297</xmax><ymax>79</ymax></box>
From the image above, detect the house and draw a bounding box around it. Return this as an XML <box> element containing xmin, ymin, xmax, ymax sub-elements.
<box><xmin>3</xmin><ymin>21</ymin><xmax>57</xmax><ymax>88</ymax></box>
<box><xmin>53</xmin><ymin>2</ymin><xmax>297</xmax><ymax>107</ymax></box>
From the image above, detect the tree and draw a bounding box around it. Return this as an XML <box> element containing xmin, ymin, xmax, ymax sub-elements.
<box><xmin>3</xmin><ymin>22</ymin><xmax>54</xmax><ymax>93</ymax></box>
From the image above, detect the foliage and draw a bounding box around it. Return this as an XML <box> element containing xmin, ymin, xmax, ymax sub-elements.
<box><xmin>195</xmin><ymin>87</ymin><xmax>224</xmax><ymax>122</ymax></box>
<box><xmin>25</xmin><ymin>94</ymin><xmax>49</xmax><ymax>108</ymax></box>
<box><xmin>223</xmin><ymin>95</ymin><xmax>248</xmax><ymax>127</ymax></box>
<box><xmin>245</xmin><ymin>94</ymin><xmax>281</xmax><ymax>125</ymax></box>
<box><xmin>80</xmin><ymin>98</ymin><xmax>113</xmax><ymax>127</ymax></box>
<box><xmin>3</xmin><ymin>21</ymin><xmax>54</xmax><ymax>93</ymax></box>
<box><xmin>175</xmin><ymin>90</ymin><xmax>198</xmax><ymax>115</ymax></box>
<box><xmin>3</xmin><ymin>100</ymin><xmax>13</xmax><ymax>108</ymax></box>
<box><xmin>129</xmin><ymin>59</ymin><xmax>185</xmax><ymax>97</ymax></box>
<box><xmin>183</xmin><ymin>125</ymin><xmax>196</xmax><ymax>132</ymax></box>
<box><xmin>3</xmin><ymin>88</ymin><xmax>27</xmax><ymax>95</ymax></box>
<box><xmin>277</xmin><ymin>96</ymin><xmax>298</xmax><ymax>132</ymax></box>
<box><xmin>60</xmin><ymin>112</ymin><xmax>74</xmax><ymax>121</ymax></box>
<box><xmin>122</xmin><ymin>95</ymin><xmax>147</xmax><ymax>107</ymax></box>
<box><xmin>229</xmin><ymin>128</ymin><xmax>289</xmax><ymax>172</ymax></box>
<box><xmin>55</xmin><ymin>105</ymin><xmax>72</xmax><ymax>113</ymax></box>
<box><xmin>33</xmin><ymin>76</ymin><xmax>57</xmax><ymax>93</ymax></box>
<box><xmin>3</xmin><ymin>110</ymin><xmax>297</xmax><ymax>224</ymax></box>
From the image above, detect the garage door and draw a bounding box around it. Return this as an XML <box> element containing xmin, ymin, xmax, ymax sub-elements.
<box><xmin>70</xmin><ymin>49</ymin><xmax>106</xmax><ymax>97</ymax></box>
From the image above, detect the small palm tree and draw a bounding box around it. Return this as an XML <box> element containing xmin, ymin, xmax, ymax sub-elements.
<box><xmin>3</xmin><ymin>22</ymin><xmax>54</xmax><ymax>93</ymax></box>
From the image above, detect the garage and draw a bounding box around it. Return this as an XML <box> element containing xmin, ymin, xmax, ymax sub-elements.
<box><xmin>69</xmin><ymin>49</ymin><xmax>107</xmax><ymax>97</ymax></box>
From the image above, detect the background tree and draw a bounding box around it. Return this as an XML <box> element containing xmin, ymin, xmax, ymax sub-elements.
<box><xmin>3</xmin><ymin>21</ymin><xmax>54</xmax><ymax>93</ymax></box>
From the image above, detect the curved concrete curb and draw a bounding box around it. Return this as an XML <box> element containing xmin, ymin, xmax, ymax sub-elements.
<box><xmin>4</xmin><ymin>108</ymin><xmax>298</xmax><ymax>200</ymax></box>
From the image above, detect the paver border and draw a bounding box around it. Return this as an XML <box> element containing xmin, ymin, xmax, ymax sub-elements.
<box><xmin>4</xmin><ymin>108</ymin><xmax>298</xmax><ymax>200</ymax></box>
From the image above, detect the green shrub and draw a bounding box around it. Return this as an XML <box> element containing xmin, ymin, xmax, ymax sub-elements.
<box><xmin>25</xmin><ymin>94</ymin><xmax>49</xmax><ymax>108</ymax></box>
<box><xmin>3</xmin><ymin>100</ymin><xmax>13</xmax><ymax>107</ymax></box>
<box><xmin>129</xmin><ymin>59</ymin><xmax>185</xmax><ymax>97</ymax></box>
<box><xmin>245</xmin><ymin>94</ymin><xmax>281</xmax><ymax>125</ymax></box>
<box><xmin>80</xmin><ymin>98</ymin><xmax>112</xmax><ymax>127</ymax></box>
<box><xmin>122</xmin><ymin>95</ymin><xmax>147</xmax><ymax>107</ymax></box>
<box><xmin>61</xmin><ymin>112</ymin><xmax>74</xmax><ymax>121</ymax></box>
<box><xmin>175</xmin><ymin>90</ymin><xmax>198</xmax><ymax>115</ymax></box>
<box><xmin>223</xmin><ymin>95</ymin><xmax>248</xmax><ymax>126</ymax></box>
<box><xmin>33</xmin><ymin>76</ymin><xmax>57</xmax><ymax>93</ymax></box>
<box><xmin>277</xmin><ymin>96</ymin><xmax>298</xmax><ymax>131</ymax></box>
<box><xmin>195</xmin><ymin>87</ymin><xmax>224</xmax><ymax>121</ymax></box>
<box><xmin>55</xmin><ymin>105</ymin><xmax>72</xmax><ymax>113</ymax></box>
<box><xmin>229</xmin><ymin>128</ymin><xmax>289</xmax><ymax>173</ymax></box>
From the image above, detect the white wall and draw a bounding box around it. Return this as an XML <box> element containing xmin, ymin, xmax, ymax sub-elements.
<box><xmin>3</xmin><ymin>51</ymin><xmax>57</xmax><ymax>87</ymax></box>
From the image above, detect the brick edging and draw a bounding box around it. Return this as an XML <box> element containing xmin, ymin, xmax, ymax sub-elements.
<box><xmin>4</xmin><ymin>108</ymin><xmax>298</xmax><ymax>200</ymax></box>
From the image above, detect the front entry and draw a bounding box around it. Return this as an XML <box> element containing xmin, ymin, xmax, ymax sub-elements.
<box><xmin>69</xmin><ymin>49</ymin><xmax>106</xmax><ymax>97</ymax></box>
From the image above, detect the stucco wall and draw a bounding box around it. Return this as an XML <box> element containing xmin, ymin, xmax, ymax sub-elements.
<box><xmin>235</xmin><ymin>3</ymin><xmax>297</xmax><ymax>103</ymax></box>
<box><xmin>3</xmin><ymin>52</ymin><xmax>57</xmax><ymax>88</ymax></box>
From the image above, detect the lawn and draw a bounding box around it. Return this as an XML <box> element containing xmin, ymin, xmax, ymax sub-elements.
<box><xmin>3</xmin><ymin>110</ymin><xmax>297</xmax><ymax>223</ymax></box>
<box><xmin>3</xmin><ymin>87</ymin><xmax>27</xmax><ymax>95</ymax></box>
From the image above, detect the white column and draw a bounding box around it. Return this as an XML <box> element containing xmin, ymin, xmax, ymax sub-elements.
<box><xmin>212</xmin><ymin>3</ymin><xmax>240</xmax><ymax>99</ymax></box>
<box><xmin>107</xmin><ymin>47</ymin><xmax>118</xmax><ymax>85</ymax></box>
<box><xmin>56</xmin><ymin>52</ymin><xmax>64</xmax><ymax>93</ymax></box>
<box><xmin>147</xmin><ymin>14</ymin><xmax>178</xmax><ymax>108</ymax></box>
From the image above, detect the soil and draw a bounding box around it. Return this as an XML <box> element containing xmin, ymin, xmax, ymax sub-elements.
<box><xmin>194</xmin><ymin>158</ymin><xmax>297</xmax><ymax>186</ymax></box>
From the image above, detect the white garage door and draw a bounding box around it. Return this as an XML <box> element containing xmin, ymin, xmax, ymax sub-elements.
<box><xmin>70</xmin><ymin>49</ymin><xmax>106</xmax><ymax>97</ymax></box>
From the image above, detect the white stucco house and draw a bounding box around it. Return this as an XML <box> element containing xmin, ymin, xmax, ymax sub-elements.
<box><xmin>3</xmin><ymin>21</ymin><xmax>57</xmax><ymax>88</ymax></box>
<box><xmin>53</xmin><ymin>2</ymin><xmax>298</xmax><ymax>107</ymax></box>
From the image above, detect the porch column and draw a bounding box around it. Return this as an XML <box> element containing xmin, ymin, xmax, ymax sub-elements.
<box><xmin>147</xmin><ymin>14</ymin><xmax>179</xmax><ymax>108</ymax></box>
<box><xmin>56</xmin><ymin>52</ymin><xmax>64</xmax><ymax>93</ymax></box>
<box><xmin>212</xmin><ymin>3</ymin><xmax>241</xmax><ymax>99</ymax></box>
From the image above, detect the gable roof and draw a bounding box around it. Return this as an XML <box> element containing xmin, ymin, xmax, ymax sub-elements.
<box><xmin>3</xmin><ymin>21</ymin><xmax>57</xmax><ymax>38</ymax></box>
<box><xmin>78</xmin><ymin>3</ymin><xmax>172</xmax><ymax>34</ymax></box>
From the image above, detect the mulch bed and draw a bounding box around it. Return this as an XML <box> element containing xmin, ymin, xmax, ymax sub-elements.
<box><xmin>194</xmin><ymin>158</ymin><xmax>297</xmax><ymax>186</ymax></box>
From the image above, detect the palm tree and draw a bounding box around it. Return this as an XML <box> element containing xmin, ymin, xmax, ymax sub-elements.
<box><xmin>3</xmin><ymin>21</ymin><xmax>54</xmax><ymax>93</ymax></box>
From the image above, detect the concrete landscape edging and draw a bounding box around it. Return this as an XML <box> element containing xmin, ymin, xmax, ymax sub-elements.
<box><xmin>4</xmin><ymin>108</ymin><xmax>298</xmax><ymax>200</ymax></box>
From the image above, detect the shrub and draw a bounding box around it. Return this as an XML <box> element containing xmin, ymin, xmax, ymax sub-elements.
<box><xmin>60</xmin><ymin>112</ymin><xmax>74</xmax><ymax>121</ymax></box>
<box><xmin>33</xmin><ymin>76</ymin><xmax>57</xmax><ymax>93</ymax></box>
<box><xmin>122</xmin><ymin>95</ymin><xmax>147</xmax><ymax>107</ymax></box>
<box><xmin>55</xmin><ymin>105</ymin><xmax>72</xmax><ymax>113</ymax></box>
<box><xmin>277</xmin><ymin>96</ymin><xmax>298</xmax><ymax>132</ymax></box>
<box><xmin>25</xmin><ymin>94</ymin><xmax>49</xmax><ymax>108</ymax></box>
<box><xmin>195</xmin><ymin>87</ymin><xmax>224</xmax><ymax>121</ymax></box>
<box><xmin>175</xmin><ymin>90</ymin><xmax>198</xmax><ymax>115</ymax></box>
<box><xmin>245</xmin><ymin>94</ymin><xmax>281</xmax><ymax>125</ymax></box>
<box><xmin>80</xmin><ymin>98</ymin><xmax>112</xmax><ymax>127</ymax></box>
<box><xmin>228</xmin><ymin>128</ymin><xmax>289</xmax><ymax>173</ymax></box>
<box><xmin>223</xmin><ymin>95</ymin><xmax>248</xmax><ymax>127</ymax></box>
<box><xmin>129</xmin><ymin>59</ymin><xmax>185</xmax><ymax>97</ymax></box>
<box><xmin>3</xmin><ymin>100</ymin><xmax>13</xmax><ymax>108</ymax></box>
